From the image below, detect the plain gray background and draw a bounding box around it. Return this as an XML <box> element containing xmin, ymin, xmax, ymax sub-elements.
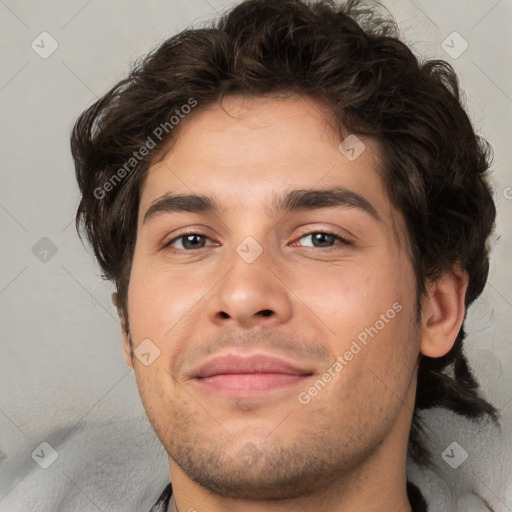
<box><xmin>1</xmin><ymin>0</ymin><xmax>511</xmax><ymax>511</ymax></box>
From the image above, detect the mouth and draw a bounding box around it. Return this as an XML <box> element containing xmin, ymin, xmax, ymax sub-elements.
<box><xmin>191</xmin><ymin>353</ymin><xmax>314</xmax><ymax>397</ymax></box>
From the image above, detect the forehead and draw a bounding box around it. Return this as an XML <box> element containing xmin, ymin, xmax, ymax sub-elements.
<box><xmin>139</xmin><ymin>94</ymin><xmax>398</xmax><ymax>230</ymax></box>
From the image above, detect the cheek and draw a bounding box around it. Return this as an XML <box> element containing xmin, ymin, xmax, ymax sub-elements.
<box><xmin>298</xmin><ymin>258</ymin><xmax>404</xmax><ymax>341</ymax></box>
<box><xmin>127</xmin><ymin>255</ymin><xmax>172</xmax><ymax>341</ymax></box>
<box><xmin>127</xmin><ymin>255</ymin><xmax>211</xmax><ymax>343</ymax></box>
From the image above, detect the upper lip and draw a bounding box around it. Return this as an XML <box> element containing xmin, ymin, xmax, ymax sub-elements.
<box><xmin>192</xmin><ymin>353</ymin><xmax>313</xmax><ymax>378</ymax></box>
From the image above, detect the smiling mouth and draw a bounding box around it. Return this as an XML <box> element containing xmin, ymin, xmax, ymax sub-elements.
<box><xmin>191</xmin><ymin>353</ymin><xmax>314</xmax><ymax>397</ymax></box>
<box><xmin>195</xmin><ymin>372</ymin><xmax>312</xmax><ymax>396</ymax></box>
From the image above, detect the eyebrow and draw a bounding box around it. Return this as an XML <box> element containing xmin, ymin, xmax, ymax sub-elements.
<box><xmin>142</xmin><ymin>186</ymin><xmax>382</xmax><ymax>225</ymax></box>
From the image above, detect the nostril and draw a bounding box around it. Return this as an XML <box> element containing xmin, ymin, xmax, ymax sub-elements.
<box><xmin>259</xmin><ymin>309</ymin><xmax>273</xmax><ymax>317</ymax></box>
<box><xmin>219</xmin><ymin>311</ymin><xmax>230</xmax><ymax>319</ymax></box>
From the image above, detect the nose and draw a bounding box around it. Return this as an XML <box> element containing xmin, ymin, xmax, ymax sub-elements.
<box><xmin>206</xmin><ymin>243</ymin><xmax>293</xmax><ymax>329</ymax></box>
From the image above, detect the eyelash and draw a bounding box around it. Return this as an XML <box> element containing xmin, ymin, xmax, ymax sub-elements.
<box><xmin>163</xmin><ymin>230</ymin><xmax>351</xmax><ymax>252</ymax></box>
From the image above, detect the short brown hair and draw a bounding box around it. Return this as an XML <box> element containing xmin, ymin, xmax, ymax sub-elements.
<box><xmin>71</xmin><ymin>0</ymin><xmax>499</xmax><ymax>466</ymax></box>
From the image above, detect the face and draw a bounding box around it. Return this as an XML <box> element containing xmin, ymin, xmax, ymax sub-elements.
<box><xmin>124</xmin><ymin>94</ymin><xmax>421</xmax><ymax>500</ymax></box>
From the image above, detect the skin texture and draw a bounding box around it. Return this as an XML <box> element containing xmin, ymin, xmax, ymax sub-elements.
<box><xmin>117</xmin><ymin>94</ymin><xmax>468</xmax><ymax>512</ymax></box>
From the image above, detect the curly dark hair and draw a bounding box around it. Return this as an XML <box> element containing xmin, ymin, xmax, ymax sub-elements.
<box><xmin>71</xmin><ymin>0</ymin><xmax>499</xmax><ymax>466</ymax></box>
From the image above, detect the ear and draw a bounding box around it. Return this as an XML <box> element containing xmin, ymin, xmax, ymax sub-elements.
<box><xmin>419</xmin><ymin>263</ymin><xmax>469</xmax><ymax>358</ymax></box>
<box><xmin>112</xmin><ymin>292</ymin><xmax>134</xmax><ymax>369</ymax></box>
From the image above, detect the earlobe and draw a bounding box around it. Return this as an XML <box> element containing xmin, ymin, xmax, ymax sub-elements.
<box><xmin>419</xmin><ymin>264</ymin><xmax>469</xmax><ymax>358</ymax></box>
<box><xmin>112</xmin><ymin>292</ymin><xmax>134</xmax><ymax>369</ymax></box>
<box><xmin>121</xmin><ymin>329</ymin><xmax>134</xmax><ymax>369</ymax></box>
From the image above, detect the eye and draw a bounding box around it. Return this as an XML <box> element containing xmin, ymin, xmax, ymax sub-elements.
<box><xmin>164</xmin><ymin>233</ymin><xmax>214</xmax><ymax>251</ymax></box>
<box><xmin>294</xmin><ymin>231</ymin><xmax>350</xmax><ymax>249</ymax></box>
<box><xmin>163</xmin><ymin>230</ymin><xmax>350</xmax><ymax>252</ymax></box>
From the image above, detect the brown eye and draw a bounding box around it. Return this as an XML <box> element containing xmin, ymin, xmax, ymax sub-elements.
<box><xmin>165</xmin><ymin>233</ymin><xmax>211</xmax><ymax>251</ymax></box>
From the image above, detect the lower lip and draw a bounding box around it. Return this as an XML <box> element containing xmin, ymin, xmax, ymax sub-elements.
<box><xmin>194</xmin><ymin>373</ymin><xmax>310</xmax><ymax>396</ymax></box>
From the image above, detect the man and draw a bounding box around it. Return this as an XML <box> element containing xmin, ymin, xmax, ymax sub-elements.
<box><xmin>70</xmin><ymin>0</ymin><xmax>499</xmax><ymax>510</ymax></box>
